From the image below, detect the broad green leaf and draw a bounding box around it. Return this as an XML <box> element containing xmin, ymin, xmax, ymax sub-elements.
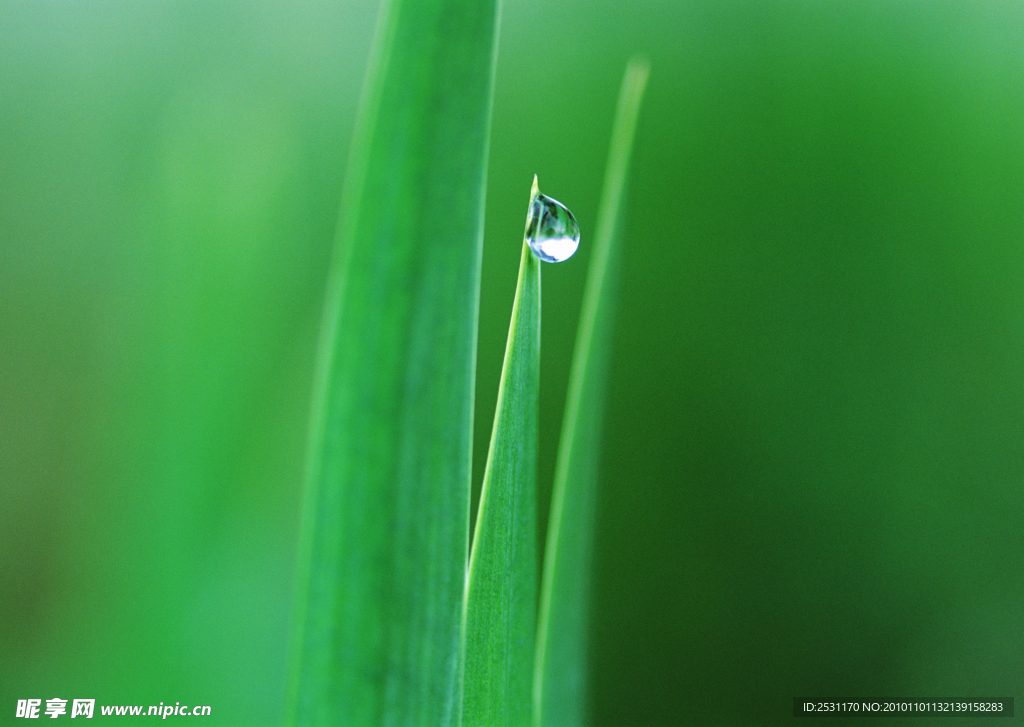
<box><xmin>533</xmin><ymin>59</ymin><xmax>650</xmax><ymax>727</ymax></box>
<box><xmin>284</xmin><ymin>0</ymin><xmax>499</xmax><ymax>724</ymax></box>
<box><xmin>462</xmin><ymin>180</ymin><xmax>542</xmax><ymax>727</ymax></box>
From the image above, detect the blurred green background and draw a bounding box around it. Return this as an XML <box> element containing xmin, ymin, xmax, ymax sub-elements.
<box><xmin>3</xmin><ymin>0</ymin><xmax>1022</xmax><ymax>724</ymax></box>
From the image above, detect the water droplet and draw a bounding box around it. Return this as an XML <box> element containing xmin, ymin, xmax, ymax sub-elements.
<box><xmin>525</xmin><ymin>177</ymin><xmax>580</xmax><ymax>263</ymax></box>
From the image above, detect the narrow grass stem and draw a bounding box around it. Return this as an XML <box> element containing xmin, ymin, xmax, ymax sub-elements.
<box><xmin>533</xmin><ymin>59</ymin><xmax>650</xmax><ymax>727</ymax></box>
<box><xmin>462</xmin><ymin>179</ymin><xmax>542</xmax><ymax>727</ymax></box>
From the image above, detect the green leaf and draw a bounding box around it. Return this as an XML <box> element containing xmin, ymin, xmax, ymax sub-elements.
<box><xmin>533</xmin><ymin>59</ymin><xmax>650</xmax><ymax>727</ymax></box>
<box><xmin>284</xmin><ymin>0</ymin><xmax>499</xmax><ymax>724</ymax></box>
<box><xmin>462</xmin><ymin>179</ymin><xmax>542</xmax><ymax>727</ymax></box>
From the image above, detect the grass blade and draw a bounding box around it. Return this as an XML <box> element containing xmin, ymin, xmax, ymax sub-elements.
<box><xmin>533</xmin><ymin>59</ymin><xmax>650</xmax><ymax>727</ymax></box>
<box><xmin>284</xmin><ymin>0</ymin><xmax>499</xmax><ymax>723</ymax></box>
<box><xmin>462</xmin><ymin>179</ymin><xmax>542</xmax><ymax>727</ymax></box>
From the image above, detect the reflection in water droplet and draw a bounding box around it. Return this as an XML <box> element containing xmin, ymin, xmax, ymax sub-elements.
<box><xmin>525</xmin><ymin>184</ymin><xmax>580</xmax><ymax>263</ymax></box>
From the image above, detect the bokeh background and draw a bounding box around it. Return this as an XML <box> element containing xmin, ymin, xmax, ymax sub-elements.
<box><xmin>3</xmin><ymin>0</ymin><xmax>1023</xmax><ymax>724</ymax></box>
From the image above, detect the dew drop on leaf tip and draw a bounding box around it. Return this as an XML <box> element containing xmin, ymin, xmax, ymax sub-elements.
<box><xmin>525</xmin><ymin>176</ymin><xmax>580</xmax><ymax>263</ymax></box>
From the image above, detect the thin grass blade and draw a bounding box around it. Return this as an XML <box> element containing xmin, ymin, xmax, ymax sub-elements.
<box><xmin>533</xmin><ymin>59</ymin><xmax>650</xmax><ymax>727</ymax></box>
<box><xmin>462</xmin><ymin>179</ymin><xmax>543</xmax><ymax>727</ymax></box>
<box><xmin>285</xmin><ymin>0</ymin><xmax>499</xmax><ymax>724</ymax></box>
